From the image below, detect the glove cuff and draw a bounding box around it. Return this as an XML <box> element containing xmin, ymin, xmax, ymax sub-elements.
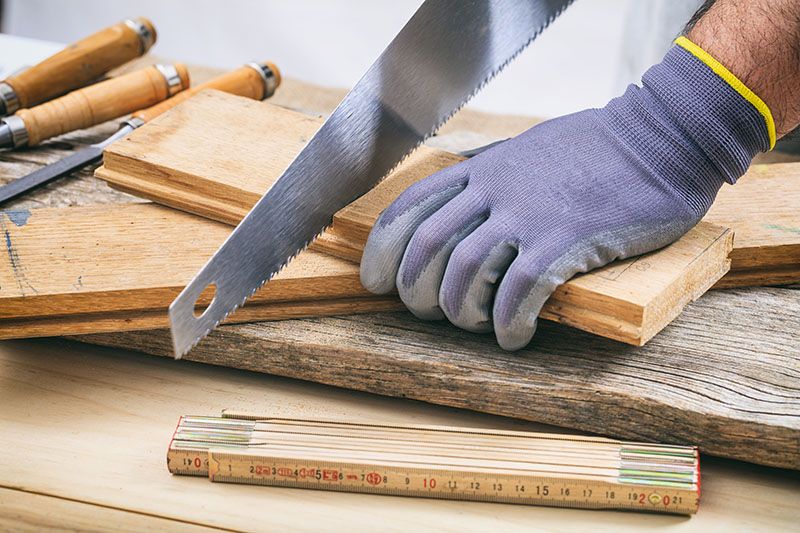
<box><xmin>672</xmin><ymin>36</ymin><xmax>776</xmax><ymax>151</ymax></box>
<box><xmin>642</xmin><ymin>37</ymin><xmax>772</xmax><ymax>184</ymax></box>
<box><xmin>602</xmin><ymin>37</ymin><xmax>771</xmax><ymax>216</ymax></box>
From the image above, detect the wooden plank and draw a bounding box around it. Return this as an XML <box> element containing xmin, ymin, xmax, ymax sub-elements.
<box><xmin>97</xmin><ymin>90</ymin><xmax>800</xmax><ymax>287</ymax></box>
<box><xmin>706</xmin><ymin>162</ymin><xmax>800</xmax><ymax>288</ymax></box>
<box><xmin>96</xmin><ymin>90</ymin><xmax>736</xmax><ymax>346</ymax></box>
<box><xmin>77</xmin><ymin>286</ymin><xmax>800</xmax><ymax>470</ymax></box>
<box><xmin>0</xmin><ymin>203</ymin><xmax>402</xmax><ymax>339</ymax></box>
<box><xmin>5</xmin><ymin>339</ymin><xmax>799</xmax><ymax>531</ymax></box>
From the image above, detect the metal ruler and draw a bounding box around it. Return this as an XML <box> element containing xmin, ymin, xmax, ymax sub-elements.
<box><xmin>168</xmin><ymin>414</ymin><xmax>700</xmax><ymax>515</ymax></box>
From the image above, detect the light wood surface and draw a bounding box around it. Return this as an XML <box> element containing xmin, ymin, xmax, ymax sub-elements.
<box><xmin>80</xmin><ymin>287</ymin><xmax>800</xmax><ymax>470</ymax></box>
<box><xmin>3</xmin><ymin>18</ymin><xmax>156</xmax><ymax>111</ymax></box>
<box><xmin>0</xmin><ymin>203</ymin><xmax>401</xmax><ymax>339</ymax></box>
<box><xmin>2</xmin><ymin>338</ymin><xmax>799</xmax><ymax>531</ymax></box>
<box><xmin>96</xmin><ymin>90</ymin><xmax>737</xmax><ymax>346</ymax></box>
<box><xmin>98</xmin><ymin>91</ymin><xmax>324</xmax><ymax>224</ymax></box>
<box><xmin>17</xmin><ymin>64</ymin><xmax>190</xmax><ymax>146</ymax></box>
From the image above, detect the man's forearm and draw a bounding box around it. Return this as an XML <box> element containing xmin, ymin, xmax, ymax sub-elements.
<box><xmin>688</xmin><ymin>0</ymin><xmax>800</xmax><ymax>137</ymax></box>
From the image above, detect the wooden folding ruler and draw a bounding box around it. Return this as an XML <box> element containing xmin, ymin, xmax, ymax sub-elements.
<box><xmin>168</xmin><ymin>412</ymin><xmax>700</xmax><ymax>515</ymax></box>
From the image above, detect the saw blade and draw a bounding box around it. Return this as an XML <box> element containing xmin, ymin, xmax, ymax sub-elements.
<box><xmin>168</xmin><ymin>0</ymin><xmax>574</xmax><ymax>357</ymax></box>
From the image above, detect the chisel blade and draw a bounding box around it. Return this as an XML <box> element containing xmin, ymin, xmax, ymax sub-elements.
<box><xmin>0</xmin><ymin>124</ymin><xmax>134</xmax><ymax>205</ymax></box>
<box><xmin>0</xmin><ymin>146</ymin><xmax>103</xmax><ymax>204</ymax></box>
<box><xmin>168</xmin><ymin>0</ymin><xmax>575</xmax><ymax>357</ymax></box>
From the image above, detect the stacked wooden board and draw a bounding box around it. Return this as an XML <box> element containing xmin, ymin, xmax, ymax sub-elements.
<box><xmin>0</xmin><ymin>204</ymin><xmax>401</xmax><ymax>338</ymax></box>
<box><xmin>97</xmin><ymin>91</ymin><xmax>800</xmax><ymax>289</ymax></box>
<box><xmin>3</xmin><ymin>91</ymin><xmax>797</xmax><ymax>344</ymax></box>
<box><xmin>0</xmin><ymin>202</ymin><xmax>733</xmax><ymax>343</ymax></box>
<box><xmin>86</xmin><ymin>89</ymin><xmax>753</xmax><ymax>346</ymax></box>
<box><xmin>705</xmin><ymin>162</ymin><xmax>800</xmax><ymax>287</ymax></box>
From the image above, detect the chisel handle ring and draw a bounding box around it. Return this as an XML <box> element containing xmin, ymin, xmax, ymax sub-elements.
<box><xmin>0</xmin><ymin>17</ymin><xmax>158</xmax><ymax>115</ymax></box>
<box><xmin>246</xmin><ymin>62</ymin><xmax>281</xmax><ymax>99</ymax></box>
<box><xmin>124</xmin><ymin>18</ymin><xmax>157</xmax><ymax>53</ymax></box>
<box><xmin>131</xmin><ymin>61</ymin><xmax>281</xmax><ymax>124</ymax></box>
<box><xmin>12</xmin><ymin>63</ymin><xmax>189</xmax><ymax>147</ymax></box>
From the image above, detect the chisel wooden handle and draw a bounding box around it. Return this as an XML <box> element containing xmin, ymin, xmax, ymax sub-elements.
<box><xmin>14</xmin><ymin>63</ymin><xmax>189</xmax><ymax>147</ymax></box>
<box><xmin>131</xmin><ymin>62</ymin><xmax>281</xmax><ymax>123</ymax></box>
<box><xmin>0</xmin><ymin>18</ymin><xmax>157</xmax><ymax>116</ymax></box>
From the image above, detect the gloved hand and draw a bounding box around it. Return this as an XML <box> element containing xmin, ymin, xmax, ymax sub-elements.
<box><xmin>360</xmin><ymin>37</ymin><xmax>772</xmax><ymax>350</ymax></box>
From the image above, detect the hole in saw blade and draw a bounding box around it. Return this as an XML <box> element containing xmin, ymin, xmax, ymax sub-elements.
<box><xmin>193</xmin><ymin>283</ymin><xmax>218</xmax><ymax>318</ymax></box>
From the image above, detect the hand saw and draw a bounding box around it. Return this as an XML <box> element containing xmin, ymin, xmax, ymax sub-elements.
<box><xmin>169</xmin><ymin>0</ymin><xmax>574</xmax><ymax>357</ymax></box>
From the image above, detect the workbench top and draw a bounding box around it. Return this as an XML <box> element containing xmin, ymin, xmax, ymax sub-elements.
<box><xmin>3</xmin><ymin>339</ymin><xmax>799</xmax><ymax>531</ymax></box>
<box><xmin>1</xmin><ymin>56</ymin><xmax>798</xmax><ymax>530</ymax></box>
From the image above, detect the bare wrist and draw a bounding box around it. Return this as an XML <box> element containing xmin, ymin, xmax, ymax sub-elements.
<box><xmin>688</xmin><ymin>0</ymin><xmax>800</xmax><ymax>137</ymax></box>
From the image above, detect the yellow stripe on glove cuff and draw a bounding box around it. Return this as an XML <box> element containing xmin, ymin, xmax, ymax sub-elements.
<box><xmin>675</xmin><ymin>35</ymin><xmax>776</xmax><ymax>150</ymax></box>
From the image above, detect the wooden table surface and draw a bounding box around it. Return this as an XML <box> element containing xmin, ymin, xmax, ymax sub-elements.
<box><xmin>3</xmin><ymin>338</ymin><xmax>800</xmax><ymax>532</ymax></box>
<box><xmin>1</xmin><ymin>61</ymin><xmax>799</xmax><ymax>530</ymax></box>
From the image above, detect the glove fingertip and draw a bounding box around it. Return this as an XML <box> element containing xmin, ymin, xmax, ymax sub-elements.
<box><xmin>360</xmin><ymin>231</ymin><xmax>401</xmax><ymax>294</ymax></box>
<box><xmin>496</xmin><ymin>318</ymin><xmax>538</xmax><ymax>351</ymax></box>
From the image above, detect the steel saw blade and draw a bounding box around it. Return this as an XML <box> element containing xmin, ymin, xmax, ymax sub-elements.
<box><xmin>169</xmin><ymin>0</ymin><xmax>574</xmax><ymax>357</ymax></box>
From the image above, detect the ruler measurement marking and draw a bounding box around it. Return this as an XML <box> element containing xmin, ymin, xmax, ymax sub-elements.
<box><xmin>168</xmin><ymin>415</ymin><xmax>700</xmax><ymax>515</ymax></box>
<box><xmin>207</xmin><ymin>453</ymin><xmax>697</xmax><ymax>514</ymax></box>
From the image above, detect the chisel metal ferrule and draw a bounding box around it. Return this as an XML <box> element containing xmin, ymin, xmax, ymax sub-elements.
<box><xmin>123</xmin><ymin>18</ymin><xmax>156</xmax><ymax>53</ymax></box>
<box><xmin>0</xmin><ymin>82</ymin><xmax>20</xmax><ymax>116</ymax></box>
<box><xmin>120</xmin><ymin>116</ymin><xmax>146</xmax><ymax>133</ymax></box>
<box><xmin>0</xmin><ymin>63</ymin><xmax>188</xmax><ymax>149</ymax></box>
<box><xmin>0</xmin><ymin>115</ymin><xmax>28</xmax><ymax>149</ymax></box>
<box><xmin>247</xmin><ymin>62</ymin><xmax>279</xmax><ymax>99</ymax></box>
<box><xmin>156</xmin><ymin>65</ymin><xmax>185</xmax><ymax>97</ymax></box>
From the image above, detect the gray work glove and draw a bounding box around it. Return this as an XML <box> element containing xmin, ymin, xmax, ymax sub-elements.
<box><xmin>361</xmin><ymin>40</ymin><xmax>771</xmax><ymax>350</ymax></box>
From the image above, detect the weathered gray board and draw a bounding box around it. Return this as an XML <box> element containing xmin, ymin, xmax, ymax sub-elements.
<box><xmin>78</xmin><ymin>287</ymin><xmax>800</xmax><ymax>470</ymax></box>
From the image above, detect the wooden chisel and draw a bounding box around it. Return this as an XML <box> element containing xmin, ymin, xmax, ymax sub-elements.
<box><xmin>0</xmin><ymin>18</ymin><xmax>157</xmax><ymax>116</ymax></box>
<box><xmin>0</xmin><ymin>63</ymin><xmax>189</xmax><ymax>150</ymax></box>
<box><xmin>0</xmin><ymin>62</ymin><xmax>280</xmax><ymax>205</ymax></box>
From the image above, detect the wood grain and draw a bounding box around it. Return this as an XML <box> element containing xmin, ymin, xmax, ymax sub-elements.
<box><xmin>78</xmin><ymin>287</ymin><xmax>800</xmax><ymax>470</ymax></box>
<box><xmin>98</xmin><ymin>91</ymin><xmax>323</xmax><ymax>224</ymax></box>
<box><xmin>18</xmin><ymin>64</ymin><xmax>190</xmax><ymax>146</ymax></box>
<box><xmin>0</xmin><ymin>203</ymin><xmax>401</xmax><ymax>339</ymax></box>
<box><xmin>0</xmin><ymin>487</ymin><xmax>214</xmax><ymax>532</ymax></box>
<box><xmin>95</xmin><ymin>90</ymin><xmax>736</xmax><ymax>346</ymax></box>
<box><xmin>4</xmin><ymin>18</ymin><xmax>155</xmax><ymax>111</ymax></box>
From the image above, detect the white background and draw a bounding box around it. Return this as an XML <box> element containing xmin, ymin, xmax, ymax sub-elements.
<box><xmin>1</xmin><ymin>0</ymin><xmax>701</xmax><ymax>119</ymax></box>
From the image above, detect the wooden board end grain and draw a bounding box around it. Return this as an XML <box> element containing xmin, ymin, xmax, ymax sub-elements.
<box><xmin>0</xmin><ymin>204</ymin><xmax>402</xmax><ymax>339</ymax></box>
<box><xmin>95</xmin><ymin>90</ymin><xmax>737</xmax><ymax>346</ymax></box>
